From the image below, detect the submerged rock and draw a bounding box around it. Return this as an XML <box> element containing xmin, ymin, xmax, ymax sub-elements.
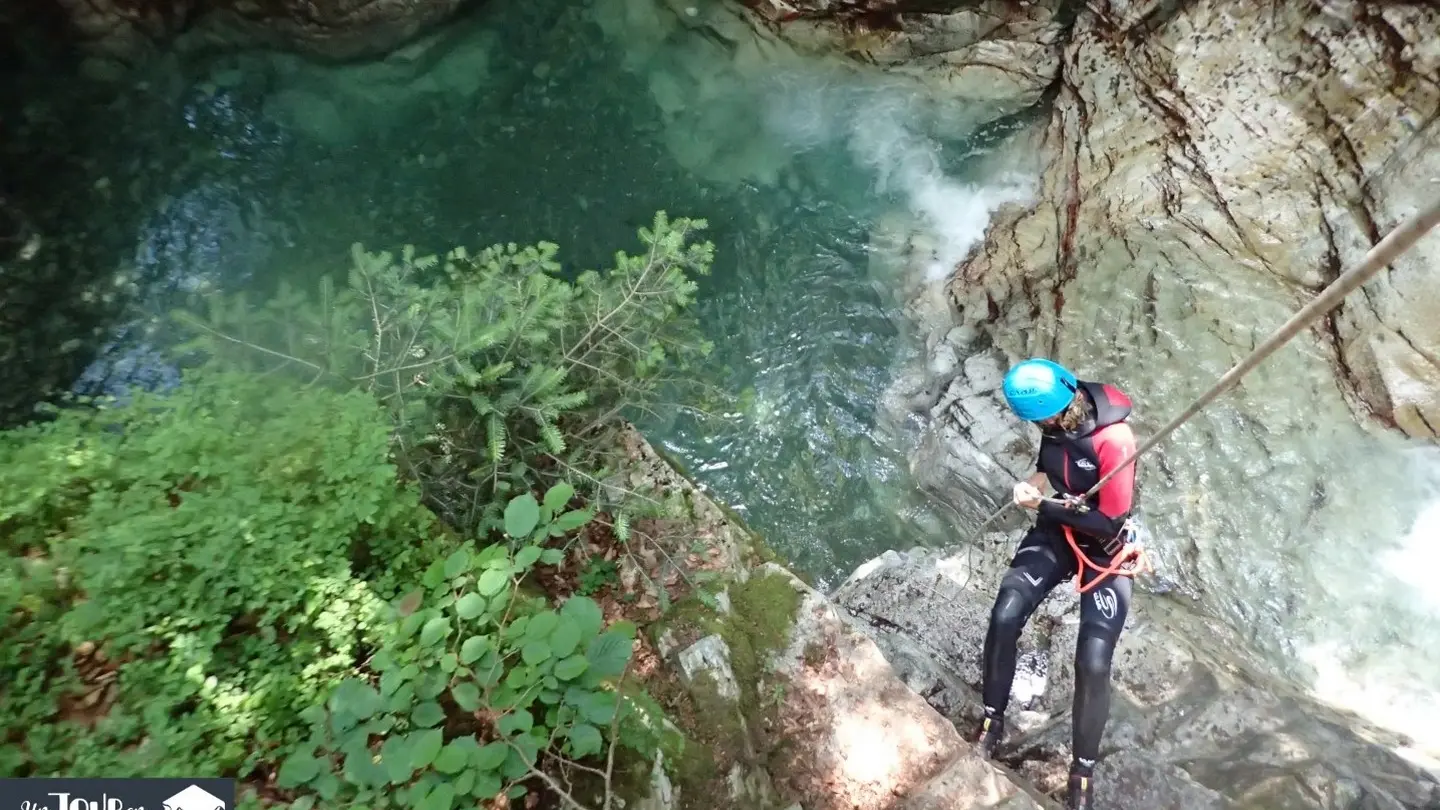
<box><xmin>54</xmin><ymin>0</ymin><xmax>470</xmax><ymax>64</ymax></box>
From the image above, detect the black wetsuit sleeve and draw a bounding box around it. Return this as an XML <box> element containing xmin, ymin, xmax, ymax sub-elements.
<box><xmin>1038</xmin><ymin>499</ymin><xmax>1125</xmax><ymax>539</ymax></box>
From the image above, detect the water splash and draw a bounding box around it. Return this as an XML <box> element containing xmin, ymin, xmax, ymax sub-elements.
<box><xmin>842</xmin><ymin>92</ymin><xmax>1036</xmax><ymax>278</ymax></box>
<box><xmin>760</xmin><ymin>72</ymin><xmax>1037</xmax><ymax>277</ymax></box>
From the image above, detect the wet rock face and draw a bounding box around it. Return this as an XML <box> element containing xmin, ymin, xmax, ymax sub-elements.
<box><xmin>833</xmin><ymin>543</ymin><xmax>1440</xmax><ymax>809</ymax></box>
<box><xmin>875</xmin><ymin>0</ymin><xmax>1440</xmax><ymax>719</ymax></box>
<box><xmin>54</xmin><ymin>0</ymin><xmax>471</xmax><ymax>63</ymax></box>
<box><xmin>952</xmin><ymin>0</ymin><xmax>1440</xmax><ymax>440</ymax></box>
<box><xmin>752</xmin><ymin>0</ymin><xmax>1069</xmax><ymax>126</ymax></box>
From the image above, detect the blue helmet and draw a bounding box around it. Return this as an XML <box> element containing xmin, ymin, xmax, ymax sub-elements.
<box><xmin>1002</xmin><ymin>358</ymin><xmax>1078</xmax><ymax>422</ymax></box>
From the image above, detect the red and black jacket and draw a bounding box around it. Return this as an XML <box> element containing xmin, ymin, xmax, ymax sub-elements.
<box><xmin>1034</xmin><ymin>381</ymin><xmax>1138</xmax><ymax>549</ymax></box>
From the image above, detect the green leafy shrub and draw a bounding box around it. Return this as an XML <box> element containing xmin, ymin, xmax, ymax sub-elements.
<box><xmin>275</xmin><ymin>484</ymin><xmax>667</xmax><ymax>809</ymax></box>
<box><xmin>2</xmin><ymin>215</ymin><xmax>711</xmax><ymax>806</ymax></box>
<box><xmin>0</xmin><ymin>370</ymin><xmax>439</xmax><ymax>776</ymax></box>
<box><xmin>181</xmin><ymin>212</ymin><xmax>718</xmax><ymax>534</ymax></box>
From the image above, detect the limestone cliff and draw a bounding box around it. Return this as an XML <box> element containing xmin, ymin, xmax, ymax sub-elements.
<box><xmin>948</xmin><ymin>0</ymin><xmax>1440</xmax><ymax>439</ymax></box>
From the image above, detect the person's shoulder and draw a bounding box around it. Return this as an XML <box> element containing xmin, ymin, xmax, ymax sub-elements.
<box><xmin>1094</xmin><ymin>421</ymin><xmax>1136</xmax><ymax>449</ymax></box>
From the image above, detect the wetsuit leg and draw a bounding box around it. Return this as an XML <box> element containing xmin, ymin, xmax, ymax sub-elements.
<box><xmin>1071</xmin><ymin>564</ymin><xmax>1133</xmax><ymax>774</ymax></box>
<box><xmin>981</xmin><ymin>527</ymin><xmax>1073</xmax><ymax>716</ymax></box>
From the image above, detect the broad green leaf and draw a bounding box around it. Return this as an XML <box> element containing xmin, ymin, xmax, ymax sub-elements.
<box><xmin>455</xmin><ymin>593</ymin><xmax>486</xmax><ymax>620</ymax></box>
<box><xmin>314</xmin><ymin>772</ymin><xmax>341</xmax><ymax>801</ymax></box>
<box><xmin>549</xmin><ymin>617</ymin><xmax>582</xmax><ymax>658</ymax></box>
<box><xmin>470</xmin><ymin>770</ymin><xmax>502</xmax><ymax>799</ymax></box>
<box><xmin>507</xmin><ymin>784</ymin><xmax>529</xmax><ymax>800</ymax></box>
<box><xmin>328</xmin><ymin>678</ymin><xmax>383</xmax><ymax>720</ymax></box>
<box><xmin>501</xmin><ymin>749</ymin><xmax>528</xmax><ymax>781</ymax></box>
<box><xmin>379</xmin><ymin>670</ymin><xmax>404</xmax><ymax>698</ymax></box>
<box><xmin>553</xmin><ymin>655</ymin><xmax>588</xmax><ymax>681</ymax></box>
<box><xmin>560</xmin><ymin>595</ymin><xmax>604</xmax><ymax>639</ymax></box>
<box><xmin>417</xmin><ymin>782</ymin><xmax>455</xmax><ymax>810</ymax></box>
<box><xmin>539</xmin><ymin>548</ymin><xmax>565</xmax><ymax>565</ymax></box>
<box><xmin>525</xmin><ymin>610</ymin><xmax>559</xmax><ymax>640</ymax></box>
<box><xmin>504</xmin><ymin>493</ymin><xmax>540</xmax><ymax>538</ymax></box>
<box><xmin>459</xmin><ymin>635</ymin><xmax>491</xmax><ymax>664</ymax></box>
<box><xmin>330</xmin><ymin>709</ymin><xmax>358</xmax><ymax>736</ymax></box>
<box><xmin>412</xmin><ymin>700</ymin><xmax>446</xmax><ymax>728</ymax></box>
<box><xmin>408</xmin><ymin>728</ymin><xmax>444</xmax><ymax>770</ymax></box>
<box><xmin>433</xmin><ymin>741</ymin><xmax>470</xmax><ymax>775</ymax></box>
<box><xmin>543</xmin><ymin>482</ymin><xmax>575</xmax><ymax>512</ymax></box>
<box><xmin>386</xmin><ymin>682</ymin><xmax>416</xmax><ymax>714</ymax></box>
<box><xmin>453</xmin><ymin>770</ymin><xmax>475</xmax><ymax>797</ymax></box>
<box><xmin>577</xmin><ymin>690</ymin><xmax>616</xmax><ymax>725</ymax></box>
<box><xmin>476</xmin><ymin>568</ymin><xmax>509</xmax><ymax>597</ymax></box>
<box><xmin>585</xmin><ymin>630</ymin><xmax>633</xmax><ymax>678</ymax></box>
<box><xmin>514</xmin><ymin>545</ymin><xmax>542</xmax><ymax>570</ymax></box>
<box><xmin>497</xmin><ymin>710</ymin><xmax>533</xmax><ymax>736</ymax></box>
<box><xmin>290</xmin><ymin>798</ymin><xmax>316</xmax><ymax>810</ymax></box>
<box><xmin>371</xmin><ymin>649</ymin><xmax>397</xmax><ymax>672</ymax></box>
<box><xmin>521</xmin><ymin>641</ymin><xmax>551</xmax><ymax>666</ymax></box>
<box><xmin>567</xmin><ymin>723</ymin><xmax>604</xmax><ymax>757</ymax></box>
<box><xmin>450</xmin><ymin>682</ymin><xmax>481</xmax><ymax>712</ymax></box>
<box><xmin>511</xmin><ymin>732</ymin><xmax>540</xmax><ymax>767</ymax></box>
<box><xmin>473</xmin><ymin>740</ymin><xmax>508</xmax><ymax>770</ymax></box>
<box><xmin>344</xmin><ymin>750</ymin><xmax>387</xmax><ymax>788</ymax></box>
<box><xmin>276</xmin><ymin>752</ymin><xmax>320</xmax><ymax>788</ymax></box>
<box><xmin>422</xmin><ymin>560</ymin><xmax>446</xmax><ymax>591</ymax></box>
<box><xmin>474</xmin><ymin>654</ymin><xmax>503</xmax><ymax>688</ymax></box>
<box><xmin>443</xmin><ymin>549</ymin><xmax>471</xmax><ymax>579</ymax></box>
<box><xmin>553</xmin><ymin>509</ymin><xmax>592</xmax><ymax>532</ymax></box>
<box><xmin>415</xmin><ymin>669</ymin><xmax>448</xmax><ymax>700</ymax></box>
<box><xmin>420</xmin><ymin>616</ymin><xmax>451</xmax><ymax>648</ymax></box>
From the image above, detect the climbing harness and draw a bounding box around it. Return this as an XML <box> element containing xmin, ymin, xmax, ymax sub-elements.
<box><xmin>1028</xmin><ymin>496</ymin><xmax>1153</xmax><ymax>592</ymax></box>
<box><xmin>963</xmin><ymin>194</ymin><xmax>1440</xmax><ymax>573</ymax></box>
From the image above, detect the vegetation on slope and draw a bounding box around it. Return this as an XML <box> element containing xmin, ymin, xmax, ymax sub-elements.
<box><xmin>0</xmin><ymin>212</ymin><xmax>718</xmax><ymax>809</ymax></box>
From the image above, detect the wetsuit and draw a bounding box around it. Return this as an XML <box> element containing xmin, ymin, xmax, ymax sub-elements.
<box><xmin>980</xmin><ymin>379</ymin><xmax>1138</xmax><ymax>777</ymax></box>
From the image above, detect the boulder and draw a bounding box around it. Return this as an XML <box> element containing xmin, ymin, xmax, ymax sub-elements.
<box><xmin>833</xmin><ymin>542</ymin><xmax>1440</xmax><ymax>808</ymax></box>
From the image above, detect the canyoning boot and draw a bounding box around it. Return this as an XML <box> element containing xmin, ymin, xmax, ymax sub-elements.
<box><xmin>975</xmin><ymin>709</ymin><xmax>1004</xmax><ymax>760</ymax></box>
<box><xmin>1065</xmin><ymin>771</ymin><xmax>1094</xmax><ymax>809</ymax></box>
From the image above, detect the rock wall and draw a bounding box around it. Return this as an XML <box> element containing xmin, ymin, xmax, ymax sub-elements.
<box><xmin>875</xmin><ymin>0</ymin><xmax>1440</xmax><ymax>707</ymax></box>
<box><xmin>949</xmin><ymin>0</ymin><xmax>1440</xmax><ymax>439</ymax></box>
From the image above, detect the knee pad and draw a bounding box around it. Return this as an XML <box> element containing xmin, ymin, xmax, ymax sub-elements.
<box><xmin>990</xmin><ymin>588</ymin><xmax>1031</xmax><ymax>637</ymax></box>
<box><xmin>1074</xmin><ymin>634</ymin><xmax>1115</xmax><ymax>681</ymax></box>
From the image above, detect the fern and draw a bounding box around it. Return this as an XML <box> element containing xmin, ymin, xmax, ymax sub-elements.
<box><xmin>486</xmin><ymin>413</ymin><xmax>506</xmax><ymax>464</ymax></box>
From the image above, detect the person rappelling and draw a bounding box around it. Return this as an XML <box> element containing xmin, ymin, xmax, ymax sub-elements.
<box><xmin>950</xmin><ymin>198</ymin><xmax>1438</xmax><ymax>809</ymax></box>
<box><xmin>975</xmin><ymin>358</ymin><xmax>1148</xmax><ymax>810</ymax></box>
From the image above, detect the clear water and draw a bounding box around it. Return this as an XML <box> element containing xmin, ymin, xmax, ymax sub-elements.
<box><xmin>26</xmin><ymin>0</ymin><xmax>1026</xmax><ymax>586</ymax></box>
<box><xmin>11</xmin><ymin>0</ymin><xmax>1440</xmax><ymax>765</ymax></box>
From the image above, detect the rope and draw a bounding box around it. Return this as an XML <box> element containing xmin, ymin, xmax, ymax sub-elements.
<box><xmin>962</xmin><ymin>194</ymin><xmax>1440</xmax><ymax>556</ymax></box>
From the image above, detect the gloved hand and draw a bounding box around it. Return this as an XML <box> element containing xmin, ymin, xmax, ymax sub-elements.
<box><xmin>1012</xmin><ymin>481</ymin><xmax>1042</xmax><ymax>509</ymax></box>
